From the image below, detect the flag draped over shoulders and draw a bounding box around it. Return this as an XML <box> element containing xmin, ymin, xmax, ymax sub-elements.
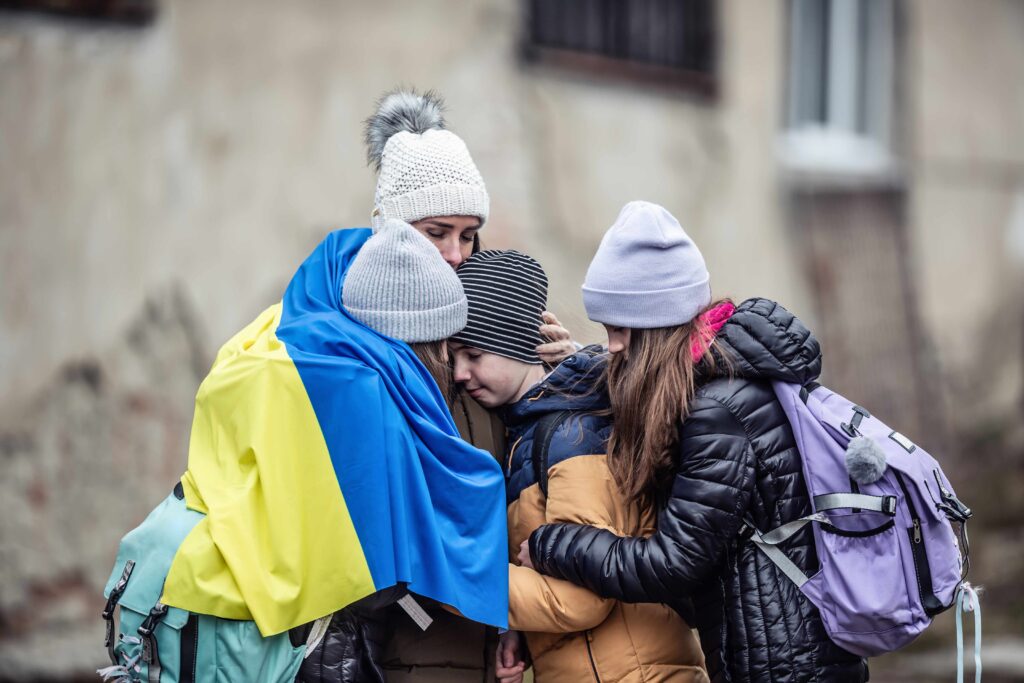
<box><xmin>161</xmin><ymin>228</ymin><xmax>509</xmax><ymax>636</ymax></box>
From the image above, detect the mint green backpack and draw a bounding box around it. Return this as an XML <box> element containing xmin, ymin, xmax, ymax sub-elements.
<box><xmin>99</xmin><ymin>488</ymin><xmax>308</xmax><ymax>683</ymax></box>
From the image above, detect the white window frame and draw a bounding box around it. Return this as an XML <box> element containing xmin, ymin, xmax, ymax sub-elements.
<box><xmin>779</xmin><ymin>0</ymin><xmax>900</xmax><ymax>184</ymax></box>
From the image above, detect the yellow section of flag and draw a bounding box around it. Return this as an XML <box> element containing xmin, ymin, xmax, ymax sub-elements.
<box><xmin>161</xmin><ymin>304</ymin><xmax>377</xmax><ymax>635</ymax></box>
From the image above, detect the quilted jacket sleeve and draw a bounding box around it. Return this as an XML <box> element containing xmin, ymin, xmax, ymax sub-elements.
<box><xmin>508</xmin><ymin>564</ymin><xmax>614</xmax><ymax>633</ymax></box>
<box><xmin>528</xmin><ymin>396</ymin><xmax>756</xmax><ymax>604</ymax></box>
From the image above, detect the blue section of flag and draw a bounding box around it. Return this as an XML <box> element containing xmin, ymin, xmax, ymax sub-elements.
<box><xmin>275</xmin><ymin>227</ymin><xmax>509</xmax><ymax>628</ymax></box>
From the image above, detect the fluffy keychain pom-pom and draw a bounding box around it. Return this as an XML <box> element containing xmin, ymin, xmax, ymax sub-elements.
<box><xmin>364</xmin><ymin>88</ymin><xmax>446</xmax><ymax>171</ymax></box>
<box><xmin>845</xmin><ymin>435</ymin><xmax>888</xmax><ymax>484</ymax></box>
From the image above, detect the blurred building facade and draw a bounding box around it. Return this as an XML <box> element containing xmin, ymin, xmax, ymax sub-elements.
<box><xmin>1</xmin><ymin>0</ymin><xmax>1022</xmax><ymax>679</ymax></box>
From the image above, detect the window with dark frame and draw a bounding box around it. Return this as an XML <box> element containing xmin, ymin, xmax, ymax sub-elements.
<box><xmin>0</xmin><ymin>0</ymin><xmax>156</xmax><ymax>25</ymax></box>
<box><xmin>523</xmin><ymin>0</ymin><xmax>717</xmax><ymax>97</ymax></box>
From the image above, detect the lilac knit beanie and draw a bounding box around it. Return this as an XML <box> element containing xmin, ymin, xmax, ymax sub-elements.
<box><xmin>582</xmin><ymin>201</ymin><xmax>711</xmax><ymax>328</ymax></box>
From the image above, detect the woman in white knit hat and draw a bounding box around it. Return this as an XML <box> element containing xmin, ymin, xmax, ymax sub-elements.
<box><xmin>364</xmin><ymin>89</ymin><xmax>488</xmax><ymax>268</ymax></box>
<box><xmin>358</xmin><ymin>89</ymin><xmax>580</xmax><ymax>682</ymax></box>
<box><xmin>363</xmin><ymin>88</ymin><xmax>574</xmax><ymax>367</ymax></box>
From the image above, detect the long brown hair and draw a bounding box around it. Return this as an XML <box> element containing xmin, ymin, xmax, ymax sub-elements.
<box><xmin>410</xmin><ymin>340</ymin><xmax>454</xmax><ymax>405</ymax></box>
<box><xmin>605</xmin><ymin>300</ymin><xmax>732</xmax><ymax>506</ymax></box>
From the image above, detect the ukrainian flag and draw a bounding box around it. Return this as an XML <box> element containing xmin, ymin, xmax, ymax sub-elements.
<box><xmin>161</xmin><ymin>228</ymin><xmax>509</xmax><ymax>636</ymax></box>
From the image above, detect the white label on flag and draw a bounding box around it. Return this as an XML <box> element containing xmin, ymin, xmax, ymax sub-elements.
<box><xmin>398</xmin><ymin>594</ymin><xmax>433</xmax><ymax>631</ymax></box>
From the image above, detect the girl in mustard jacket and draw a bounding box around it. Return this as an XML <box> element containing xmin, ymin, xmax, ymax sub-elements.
<box><xmin>450</xmin><ymin>249</ymin><xmax>709</xmax><ymax>683</ymax></box>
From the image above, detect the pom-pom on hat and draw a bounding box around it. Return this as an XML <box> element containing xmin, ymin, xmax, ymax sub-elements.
<box><xmin>364</xmin><ymin>89</ymin><xmax>489</xmax><ymax>231</ymax></box>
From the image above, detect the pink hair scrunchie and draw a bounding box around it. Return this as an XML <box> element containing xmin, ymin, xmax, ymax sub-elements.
<box><xmin>690</xmin><ymin>301</ymin><xmax>735</xmax><ymax>362</ymax></box>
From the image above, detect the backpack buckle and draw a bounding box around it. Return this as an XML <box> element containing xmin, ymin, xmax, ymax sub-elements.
<box><xmin>138</xmin><ymin>602</ymin><xmax>169</xmax><ymax>670</ymax></box>
<box><xmin>137</xmin><ymin>602</ymin><xmax>169</xmax><ymax>639</ymax></box>
<box><xmin>102</xmin><ymin>560</ymin><xmax>136</xmax><ymax>621</ymax></box>
<box><xmin>101</xmin><ymin>560</ymin><xmax>135</xmax><ymax>663</ymax></box>
<box><xmin>882</xmin><ymin>496</ymin><xmax>898</xmax><ymax>515</ymax></box>
<box><xmin>938</xmin><ymin>497</ymin><xmax>972</xmax><ymax>524</ymax></box>
<box><xmin>935</xmin><ymin>475</ymin><xmax>973</xmax><ymax>523</ymax></box>
<box><xmin>841</xmin><ymin>406</ymin><xmax>871</xmax><ymax>438</ymax></box>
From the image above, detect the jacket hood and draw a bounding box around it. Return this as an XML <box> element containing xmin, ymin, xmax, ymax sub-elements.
<box><xmin>499</xmin><ymin>345</ymin><xmax>609</xmax><ymax>428</ymax></box>
<box><xmin>711</xmin><ymin>298</ymin><xmax>822</xmax><ymax>385</ymax></box>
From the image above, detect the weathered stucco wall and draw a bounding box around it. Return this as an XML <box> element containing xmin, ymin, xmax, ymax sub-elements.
<box><xmin>0</xmin><ymin>1</ymin><xmax>809</xmax><ymax>675</ymax></box>
<box><xmin>907</xmin><ymin>0</ymin><xmax>1024</xmax><ymax>427</ymax></box>
<box><xmin>0</xmin><ymin>0</ymin><xmax>811</xmax><ymax>410</ymax></box>
<box><xmin>0</xmin><ymin>288</ymin><xmax>206</xmax><ymax>677</ymax></box>
<box><xmin>1</xmin><ymin>0</ymin><xmax>1021</xmax><ymax>678</ymax></box>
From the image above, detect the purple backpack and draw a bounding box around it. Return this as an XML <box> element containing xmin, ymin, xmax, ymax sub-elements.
<box><xmin>743</xmin><ymin>381</ymin><xmax>976</xmax><ymax>661</ymax></box>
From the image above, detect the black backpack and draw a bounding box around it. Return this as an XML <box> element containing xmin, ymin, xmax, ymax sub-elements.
<box><xmin>530</xmin><ymin>410</ymin><xmax>573</xmax><ymax>497</ymax></box>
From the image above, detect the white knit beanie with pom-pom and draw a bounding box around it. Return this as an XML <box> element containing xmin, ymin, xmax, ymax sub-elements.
<box><xmin>364</xmin><ymin>89</ymin><xmax>489</xmax><ymax>231</ymax></box>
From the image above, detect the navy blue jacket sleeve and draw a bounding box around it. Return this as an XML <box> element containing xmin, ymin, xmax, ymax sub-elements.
<box><xmin>528</xmin><ymin>395</ymin><xmax>756</xmax><ymax>603</ymax></box>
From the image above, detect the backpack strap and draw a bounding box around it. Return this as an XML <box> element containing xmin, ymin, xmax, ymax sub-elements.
<box><xmin>138</xmin><ymin>601</ymin><xmax>169</xmax><ymax>683</ymax></box>
<box><xmin>743</xmin><ymin>520</ymin><xmax>811</xmax><ymax>588</ymax></box>
<box><xmin>743</xmin><ymin>492</ymin><xmax>900</xmax><ymax>588</ymax></box>
<box><xmin>101</xmin><ymin>560</ymin><xmax>136</xmax><ymax>665</ymax></box>
<box><xmin>955</xmin><ymin>583</ymin><xmax>982</xmax><ymax>683</ymax></box>
<box><xmin>799</xmin><ymin>381</ymin><xmax>822</xmax><ymax>403</ymax></box>
<box><xmin>180</xmin><ymin>614</ymin><xmax>199</xmax><ymax>683</ymax></box>
<box><xmin>815</xmin><ymin>493</ymin><xmax>897</xmax><ymax>515</ymax></box>
<box><xmin>530</xmin><ymin>411</ymin><xmax>573</xmax><ymax>498</ymax></box>
<box><xmin>751</xmin><ymin>493</ymin><xmax>897</xmax><ymax>544</ymax></box>
<box><xmin>303</xmin><ymin>615</ymin><xmax>333</xmax><ymax>660</ymax></box>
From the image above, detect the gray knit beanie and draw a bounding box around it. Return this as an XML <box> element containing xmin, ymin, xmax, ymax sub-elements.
<box><xmin>582</xmin><ymin>201</ymin><xmax>711</xmax><ymax>328</ymax></box>
<box><xmin>342</xmin><ymin>219</ymin><xmax>468</xmax><ymax>343</ymax></box>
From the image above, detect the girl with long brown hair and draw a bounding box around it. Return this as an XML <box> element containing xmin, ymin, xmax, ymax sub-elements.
<box><xmin>520</xmin><ymin>201</ymin><xmax>869</xmax><ymax>683</ymax></box>
<box><xmin>602</xmin><ymin>309</ymin><xmax>732</xmax><ymax>509</ymax></box>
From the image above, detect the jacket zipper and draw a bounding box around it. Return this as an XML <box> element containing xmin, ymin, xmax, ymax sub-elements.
<box><xmin>584</xmin><ymin>630</ymin><xmax>602</xmax><ymax>683</ymax></box>
<box><xmin>506</xmin><ymin>435</ymin><xmax>523</xmax><ymax>476</ymax></box>
<box><xmin>894</xmin><ymin>472</ymin><xmax>942</xmax><ymax>615</ymax></box>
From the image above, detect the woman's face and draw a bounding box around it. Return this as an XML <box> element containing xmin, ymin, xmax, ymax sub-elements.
<box><xmin>603</xmin><ymin>324</ymin><xmax>632</xmax><ymax>355</ymax></box>
<box><xmin>410</xmin><ymin>216</ymin><xmax>481</xmax><ymax>268</ymax></box>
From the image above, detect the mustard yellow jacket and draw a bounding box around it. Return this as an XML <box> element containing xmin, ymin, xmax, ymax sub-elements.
<box><xmin>504</xmin><ymin>353</ymin><xmax>708</xmax><ymax>683</ymax></box>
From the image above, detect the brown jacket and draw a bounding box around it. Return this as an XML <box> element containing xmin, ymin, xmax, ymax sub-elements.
<box><xmin>381</xmin><ymin>391</ymin><xmax>505</xmax><ymax>682</ymax></box>
<box><xmin>506</xmin><ymin>411</ymin><xmax>707</xmax><ymax>682</ymax></box>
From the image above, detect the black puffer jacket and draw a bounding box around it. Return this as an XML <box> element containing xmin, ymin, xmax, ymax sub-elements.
<box><xmin>293</xmin><ymin>586</ymin><xmax>405</xmax><ymax>683</ymax></box>
<box><xmin>529</xmin><ymin>299</ymin><xmax>869</xmax><ymax>683</ymax></box>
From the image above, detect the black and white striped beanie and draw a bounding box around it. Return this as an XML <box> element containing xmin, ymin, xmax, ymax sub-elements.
<box><xmin>452</xmin><ymin>250</ymin><xmax>548</xmax><ymax>365</ymax></box>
